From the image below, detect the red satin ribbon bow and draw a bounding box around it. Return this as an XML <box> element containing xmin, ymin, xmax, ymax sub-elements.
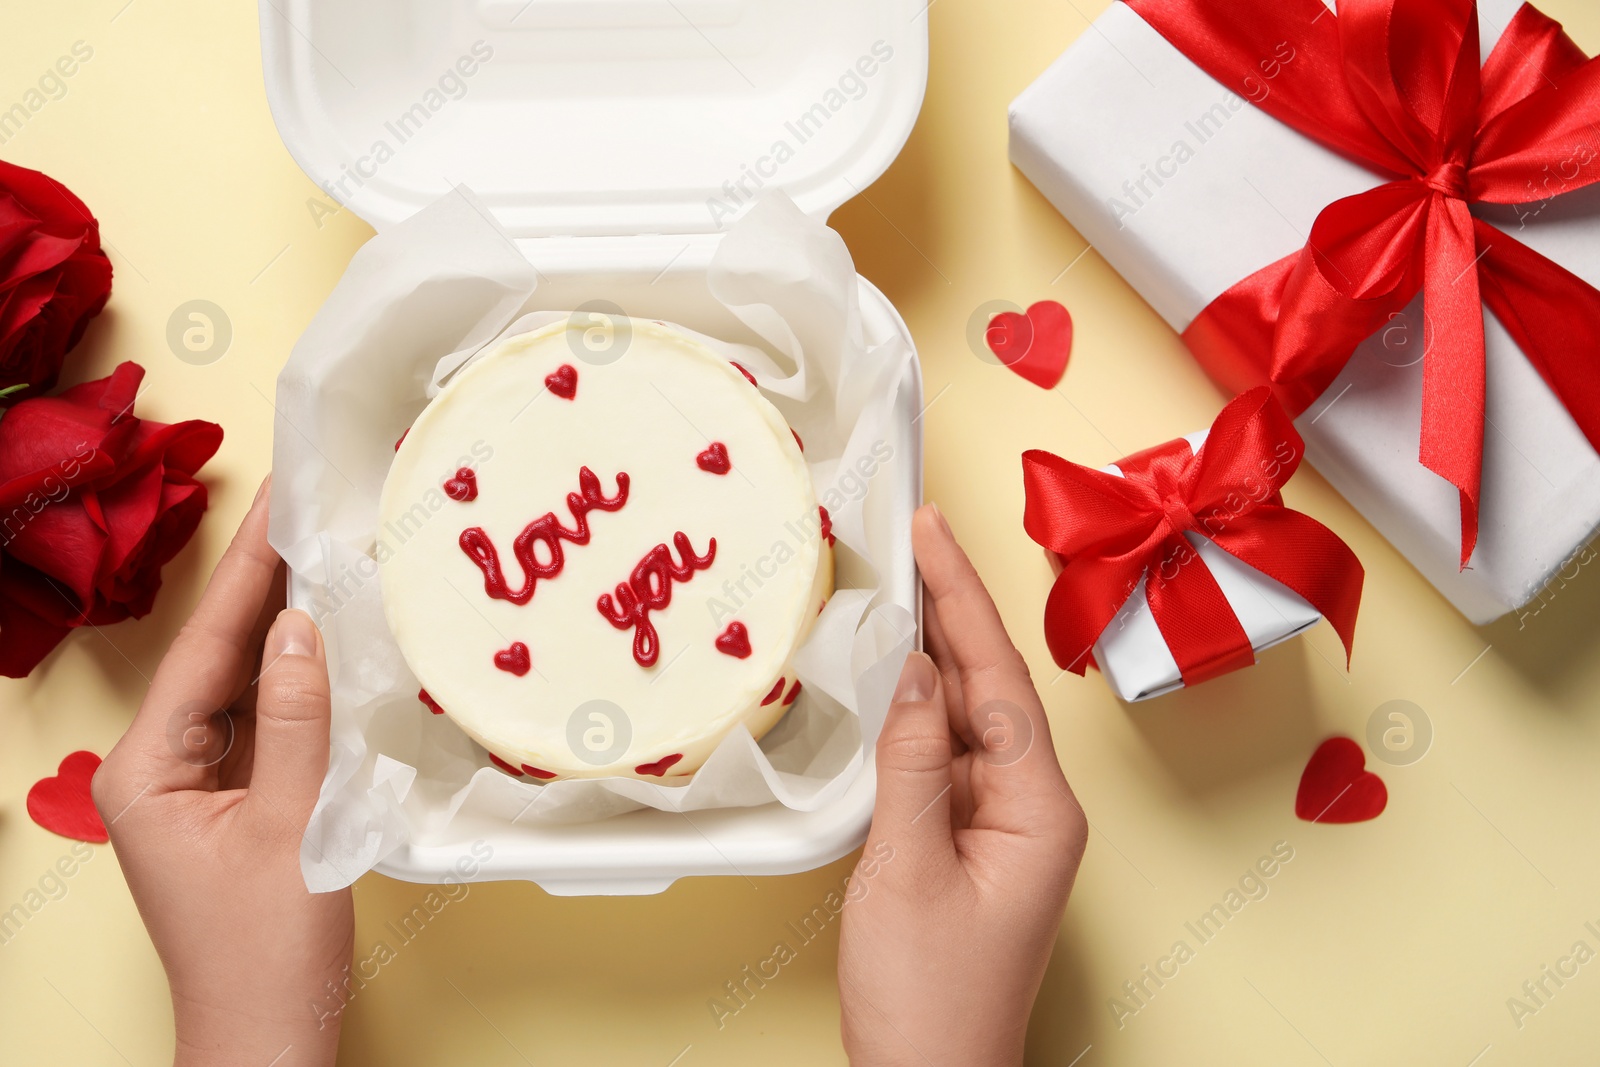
<box><xmin>1128</xmin><ymin>0</ymin><xmax>1600</xmax><ymax>566</ymax></box>
<box><xmin>1021</xmin><ymin>388</ymin><xmax>1364</xmax><ymax>685</ymax></box>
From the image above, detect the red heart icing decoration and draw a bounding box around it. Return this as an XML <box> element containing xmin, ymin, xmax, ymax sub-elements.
<box><xmin>760</xmin><ymin>678</ymin><xmax>786</xmax><ymax>706</ymax></box>
<box><xmin>494</xmin><ymin>641</ymin><xmax>532</xmax><ymax>676</ymax></box>
<box><xmin>698</xmin><ymin>442</ymin><xmax>732</xmax><ymax>475</ymax></box>
<box><xmin>418</xmin><ymin>688</ymin><xmax>445</xmax><ymax>715</ymax></box>
<box><xmin>782</xmin><ymin>679</ymin><xmax>802</xmax><ymax>706</ymax></box>
<box><xmin>635</xmin><ymin>753</ymin><xmax>684</xmax><ymax>777</ymax></box>
<box><xmin>27</xmin><ymin>751</ymin><xmax>108</xmax><ymax>843</ymax></box>
<box><xmin>986</xmin><ymin>300</ymin><xmax>1073</xmax><ymax>390</ymax></box>
<box><xmin>1296</xmin><ymin>737</ymin><xmax>1388</xmax><ymax>823</ymax></box>
<box><xmin>545</xmin><ymin>364</ymin><xmax>578</xmax><ymax>400</ymax></box>
<box><xmin>715</xmin><ymin>622</ymin><xmax>752</xmax><ymax>658</ymax></box>
<box><xmin>443</xmin><ymin>467</ymin><xmax>478</xmax><ymax>502</ymax></box>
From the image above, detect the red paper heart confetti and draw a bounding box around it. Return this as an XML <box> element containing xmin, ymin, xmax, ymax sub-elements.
<box><xmin>1296</xmin><ymin>737</ymin><xmax>1388</xmax><ymax>824</ymax></box>
<box><xmin>715</xmin><ymin>622</ymin><xmax>752</xmax><ymax>658</ymax></box>
<box><xmin>443</xmin><ymin>467</ymin><xmax>479</xmax><ymax>501</ymax></box>
<box><xmin>986</xmin><ymin>300</ymin><xmax>1073</xmax><ymax>390</ymax></box>
<box><xmin>494</xmin><ymin>641</ymin><xmax>532</xmax><ymax>677</ymax></box>
<box><xmin>27</xmin><ymin>751</ymin><xmax>108</xmax><ymax>844</ymax></box>
<box><xmin>545</xmin><ymin>364</ymin><xmax>578</xmax><ymax>400</ymax></box>
<box><xmin>698</xmin><ymin>442</ymin><xmax>732</xmax><ymax>475</ymax></box>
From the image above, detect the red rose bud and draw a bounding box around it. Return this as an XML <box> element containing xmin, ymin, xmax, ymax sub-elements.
<box><xmin>0</xmin><ymin>362</ymin><xmax>222</xmax><ymax>677</ymax></box>
<box><xmin>0</xmin><ymin>160</ymin><xmax>113</xmax><ymax>400</ymax></box>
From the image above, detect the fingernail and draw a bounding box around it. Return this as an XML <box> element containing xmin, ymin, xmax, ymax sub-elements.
<box><xmin>928</xmin><ymin>502</ymin><xmax>951</xmax><ymax>535</ymax></box>
<box><xmin>265</xmin><ymin>609</ymin><xmax>317</xmax><ymax>660</ymax></box>
<box><xmin>254</xmin><ymin>474</ymin><xmax>272</xmax><ymax>506</ymax></box>
<box><xmin>893</xmin><ymin>651</ymin><xmax>936</xmax><ymax>704</ymax></box>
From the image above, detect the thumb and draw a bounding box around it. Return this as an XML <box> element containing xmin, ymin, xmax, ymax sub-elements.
<box><xmin>870</xmin><ymin>651</ymin><xmax>955</xmax><ymax>857</ymax></box>
<box><xmin>246</xmin><ymin>609</ymin><xmax>333</xmax><ymax>826</ymax></box>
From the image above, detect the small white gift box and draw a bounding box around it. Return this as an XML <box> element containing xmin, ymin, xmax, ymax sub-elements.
<box><xmin>1009</xmin><ymin>0</ymin><xmax>1600</xmax><ymax>625</ymax></box>
<box><xmin>1089</xmin><ymin>431</ymin><xmax>1322</xmax><ymax>702</ymax></box>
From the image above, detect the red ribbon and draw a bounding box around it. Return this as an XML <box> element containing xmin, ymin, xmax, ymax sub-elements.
<box><xmin>1022</xmin><ymin>388</ymin><xmax>1363</xmax><ymax>685</ymax></box>
<box><xmin>1127</xmin><ymin>0</ymin><xmax>1600</xmax><ymax>567</ymax></box>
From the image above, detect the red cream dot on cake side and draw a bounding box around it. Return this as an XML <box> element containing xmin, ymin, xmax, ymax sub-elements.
<box><xmin>394</xmin><ymin>428</ymin><xmax>409</xmax><ymax>451</ymax></box>
<box><xmin>697</xmin><ymin>442</ymin><xmax>731</xmax><ymax>475</ymax></box>
<box><xmin>761</xmin><ymin>678</ymin><xmax>786</xmax><ymax>706</ymax></box>
<box><xmin>783</xmin><ymin>680</ymin><xmax>802</xmax><ymax>706</ymax></box>
<box><xmin>635</xmin><ymin>753</ymin><xmax>684</xmax><ymax>777</ymax></box>
<box><xmin>792</xmin><ymin>428</ymin><xmax>804</xmax><ymax>452</ymax></box>
<box><xmin>443</xmin><ymin>467</ymin><xmax>479</xmax><ymax>501</ymax></box>
<box><xmin>730</xmin><ymin>361</ymin><xmax>758</xmax><ymax>387</ymax></box>
<box><xmin>819</xmin><ymin>506</ymin><xmax>835</xmax><ymax>546</ymax></box>
<box><xmin>488</xmin><ymin>754</ymin><xmax>524</xmax><ymax>776</ymax></box>
<box><xmin>520</xmin><ymin>764</ymin><xmax>558</xmax><ymax>780</ymax></box>
<box><xmin>418</xmin><ymin>689</ymin><xmax>445</xmax><ymax>715</ymax></box>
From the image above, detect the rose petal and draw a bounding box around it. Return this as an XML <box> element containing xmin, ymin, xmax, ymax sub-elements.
<box><xmin>2</xmin><ymin>484</ymin><xmax>109</xmax><ymax>605</ymax></box>
<box><xmin>0</xmin><ymin>560</ymin><xmax>75</xmax><ymax>677</ymax></box>
<box><xmin>0</xmin><ymin>160</ymin><xmax>98</xmax><ymax>243</ymax></box>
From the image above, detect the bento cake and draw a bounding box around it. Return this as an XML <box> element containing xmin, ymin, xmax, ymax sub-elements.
<box><xmin>379</xmin><ymin>319</ymin><xmax>832</xmax><ymax>781</ymax></box>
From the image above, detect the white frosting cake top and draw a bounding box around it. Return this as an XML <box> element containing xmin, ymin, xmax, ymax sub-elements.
<box><xmin>378</xmin><ymin>319</ymin><xmax>830</xmax><ymax>780</ymax></box>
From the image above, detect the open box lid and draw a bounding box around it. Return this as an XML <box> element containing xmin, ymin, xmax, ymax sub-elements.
<box><xmin>259</xmin><ymin>0</ymin><xmax>929</xmax><ymax>239</ymax></box>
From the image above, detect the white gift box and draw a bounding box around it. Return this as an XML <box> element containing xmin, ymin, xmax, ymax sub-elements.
<box><xmin>1009</xmin><ymin>0</ymin><xmax>1600</xmax><ymax>625</ymax></box>
<box><xmin>259</xmin><ymin>0</ymin><xmax>928</xmax><ymax>894</ymax></box>
<box><xmin>1090</xmin><ymin>431</ymin><xmax>1322</xmax><ymax>702</ymax></box>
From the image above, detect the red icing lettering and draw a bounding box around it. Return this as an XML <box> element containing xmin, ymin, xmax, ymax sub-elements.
<box><xmin>715</xmin><ymin>621</ymin><xmax>752</xmax><ymax>658</ymax></box>
<box><xmin>697</xmin><ymin>442</ymin><xmax>731</xmax><ymax>475</ymax></box>
<box><xmin>597</xmin><ymin>532</ymin><xmax>717</xmax><ymax>668</ymax></box>
<box><xmin>545</xmin><ymin>364</ymin><xmax>578</xmax><ymax>399</ymax></box>
<box><xmin>635</xmin><ymin>753</ymin><xmax>684</xmax><ymax>777</ymax></box>
<box><xmin>460</xmin><ymin>467</ymin><xmax>629</xmax><ymax>604</ymax></box>
<box><xmin>444</xmin><ymin>468</ymin><xmax>479</xmax><ymax>501</ymax></box>
<box><xmin>761</xmin><ymin>678</ymin><xmax>785</xmax><ymax>706</ymax></box>
<box><xmin>494</xmin><ymin>641</ymin><xmax>531</xmax><ymax>676</ymax></box>
<box><xmin>783</xmin><ymin>679</ymin><xmax>802</xmax><ymax>706</ymax></box>
<box><xmin>418</xmin><ymin>689</ymin><xmax>445</xmax><ymax>715</ymax></box>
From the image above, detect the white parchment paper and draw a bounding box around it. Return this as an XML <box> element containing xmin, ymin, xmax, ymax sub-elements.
<box><xmin>269</xmin><ymin>189</ymin><xmax>916</xmax><ymax>892</ymax></box>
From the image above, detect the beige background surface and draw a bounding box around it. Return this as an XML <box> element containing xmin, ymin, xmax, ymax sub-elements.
<box><xmin>4</xmin><ymin>1</ymin><xmax>1600</xmax><ymax>1064</ymax></box>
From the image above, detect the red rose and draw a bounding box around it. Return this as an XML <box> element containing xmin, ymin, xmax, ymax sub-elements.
<box><xmin>0</xmin><ymin>159</ymin><xmax>113</xmax><ymax>398</ymax></box>
<box><xmin>0</xmin><ymin>362</ymin><xmax>222</xmax><ymax>676</ymax></box>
